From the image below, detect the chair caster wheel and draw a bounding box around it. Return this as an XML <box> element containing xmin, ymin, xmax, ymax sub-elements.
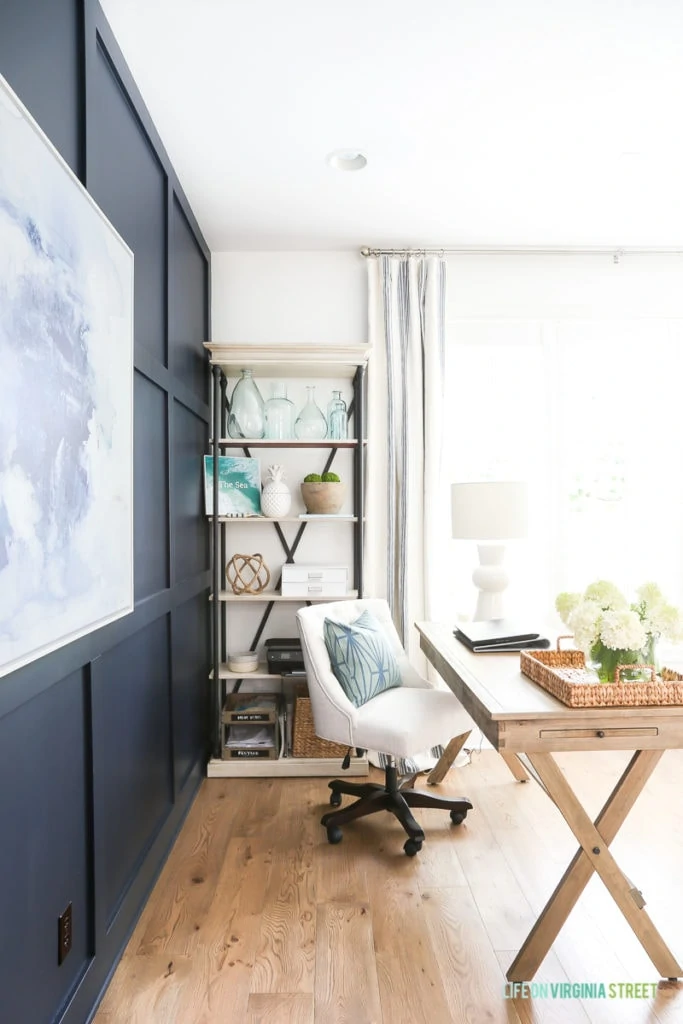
<box><xmin>450</xmin><ymin>809</ymin><xmax>468</xmax><ymax>825</ymax></box>
<box><xmin>326</xmin><ymin>825</ymin><xmax>343</xmax><ymax>844</ymax></box>
<box><xmin>329</xmin><ymin>791</ymin><xmax>342</xmax><ymax>807</ymax></box>
<box><xmin>404</xmin><ymin>837</ymin><xmax>423</xmax><ymax>857</ymax></box>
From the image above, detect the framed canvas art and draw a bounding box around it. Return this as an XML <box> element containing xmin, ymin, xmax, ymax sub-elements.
<box><xmin>0</xmin><ymin>73</ymin><xmax>134</xmax><ymax>679</ymax></box>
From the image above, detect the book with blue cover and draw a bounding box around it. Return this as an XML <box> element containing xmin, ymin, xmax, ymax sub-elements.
<box><xmin>203</xmin><ymin>456</ymin><xmax>262</xmax><ymax>516</ymax></box>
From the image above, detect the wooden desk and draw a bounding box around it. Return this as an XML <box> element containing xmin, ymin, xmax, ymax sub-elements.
<box><xmin>417</xmin><ymin>620</ymin><xmax>683</xmax><ymax>984</ymax></box>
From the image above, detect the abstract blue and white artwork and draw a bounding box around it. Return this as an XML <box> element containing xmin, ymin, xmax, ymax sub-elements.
<box><xmin>0</xmin><ymin>74</ymin><xmax>134</xmax><ymax>679</ymax></box>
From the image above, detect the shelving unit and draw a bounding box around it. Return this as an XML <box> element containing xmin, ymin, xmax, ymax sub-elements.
<box><xmin>204</xmin><ymin>342</ymin><xmax>371</xmax><ymax>778</ymax></box>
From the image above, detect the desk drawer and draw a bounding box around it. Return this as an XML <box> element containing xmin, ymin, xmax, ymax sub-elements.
<box><xmin>499</xmin><ymin>718</ymin><xmax>667</xmax><ymax>753</ymax></box>
<box><xmin>539</xmin><ymin>727</ymin><xmax>659</xmax><ymax>740</ymax></box>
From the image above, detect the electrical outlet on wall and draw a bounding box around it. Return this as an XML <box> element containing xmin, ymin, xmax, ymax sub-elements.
<box><xmin>58</xmin><ymin>903</ymin><xmax>72</xmax><ymax>964</ymax></box>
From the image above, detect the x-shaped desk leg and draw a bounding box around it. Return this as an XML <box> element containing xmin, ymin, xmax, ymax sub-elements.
<box><xmin>507</xmin><ymin>749</ymin><xmax>682</xmax><ymax>982</ymax></box>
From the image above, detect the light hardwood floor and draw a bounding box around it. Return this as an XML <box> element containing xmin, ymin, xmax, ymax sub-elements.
<box><xmin>94</xmin><ymin>750</ymin><xmax>683</xmax><ymax>1024</ymax></box>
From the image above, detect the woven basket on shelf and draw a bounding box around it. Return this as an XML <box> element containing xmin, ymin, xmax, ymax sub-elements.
<box><xmin>292</xmin><ymin>686</ymin><xmax>348</xmax><ymax>758</ymax></box>
<box><xmin>521</xmin><ymin>640</ymin><xmax>683</xmax><ymax>708</ymax></box>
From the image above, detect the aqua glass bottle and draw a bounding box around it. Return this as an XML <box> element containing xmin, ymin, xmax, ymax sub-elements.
<box><xmin>294</xmin><ymin>385</ymin><xmax>327</xmax><ymax>440</ymax></box>
<box><xmin>264</xmin><ymin>382</ymin><xmax>295</xmax><ymax>439</ymax></box>
<box><xmin>327</xmin><ymin>390</ymin><xmax>347</xmax><ymax>440</ymax></box>
<box><xmin>228</xmin><ymin>369</ymin><xmax>265</xmax><ymax>439</ymax></box>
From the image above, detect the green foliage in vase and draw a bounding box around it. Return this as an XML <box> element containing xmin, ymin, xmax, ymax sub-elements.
<box><xmin>321</xmin><ymin>472</ymin><xmax>340</xmax><ymax>482</ymax></box>
<box><xmin>303</xmin><ymin>473</ymin><xmax>322</xmax><ymax>483</ymax></box>
<box><xmin>589</xmin><ymin>642</ymin><xmax>646</xmax><ymax>684</ymax></box>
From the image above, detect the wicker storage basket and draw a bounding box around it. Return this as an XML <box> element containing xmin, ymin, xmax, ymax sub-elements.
<box><xmin>521</xmin><ymin>644</ymin><xmax>683</xmax><ymax>708</ymax></box>
<box><xmin>292</xmin><ymin>685</ymin><xmax>348</xmax><ymax>758</ymax></box>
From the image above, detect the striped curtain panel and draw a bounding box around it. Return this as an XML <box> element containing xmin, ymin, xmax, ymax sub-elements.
<box><xmin>366</xmin><ymin>255</ymin><xmax>450</xmax><ymax>773</ymax></box>
<box><xmin>366</xmin><ymin>254</ymin><xmax>446</xmax><ymax>653</ymax></box>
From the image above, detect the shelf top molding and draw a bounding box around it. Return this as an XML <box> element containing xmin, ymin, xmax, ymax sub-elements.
<box><xmin>204</xmin><ymin>342</ymin><xmax>371</xmax><ymax>379</ymax></box>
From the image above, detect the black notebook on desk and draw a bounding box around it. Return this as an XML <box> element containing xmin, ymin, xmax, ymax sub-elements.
<box><xmin>454</xmin><ymin>620</ymin><xmax>551</xmax><ymax>653</ymax></box>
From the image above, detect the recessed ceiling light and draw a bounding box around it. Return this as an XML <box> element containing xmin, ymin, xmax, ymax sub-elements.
<box><xmin>326</xmin><ymin>149</ymin><xmax>367</xmax><ymax>172</ymax></box>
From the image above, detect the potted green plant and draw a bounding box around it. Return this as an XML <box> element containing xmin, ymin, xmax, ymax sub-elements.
<box><xmin>300</xmin><ymin>471</ymin><xmax>346</xmax><ymax>514</ymax></box>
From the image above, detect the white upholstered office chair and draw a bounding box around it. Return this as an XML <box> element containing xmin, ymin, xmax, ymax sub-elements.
<box><xmin>296</xmin><ymin>598</ymin><xmax>473</xmax><ymax>856</ymax></box>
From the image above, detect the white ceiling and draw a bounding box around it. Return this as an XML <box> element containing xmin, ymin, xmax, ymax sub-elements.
<box><xmin>100</xmin><ymin>0</ymin><xmax>683</xmax><ymax>252</ymax></box>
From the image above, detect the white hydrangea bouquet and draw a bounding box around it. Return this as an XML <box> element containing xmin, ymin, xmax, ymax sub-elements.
<box><xmin>555</xmin><ymin>581</ymin><xmax>683</xmax><ymax>683</ymax></box>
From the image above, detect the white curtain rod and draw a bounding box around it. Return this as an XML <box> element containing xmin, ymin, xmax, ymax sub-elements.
<box><xmin>360</xmin><ymin>246</ymin><xmax>683</xmax><ymax>260</ymax></box>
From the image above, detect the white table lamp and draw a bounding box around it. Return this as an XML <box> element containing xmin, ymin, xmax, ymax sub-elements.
<box><xmin>451</xmin><ymin>481</ymin><xmax>529</xmax><ymax>621</ymax></box>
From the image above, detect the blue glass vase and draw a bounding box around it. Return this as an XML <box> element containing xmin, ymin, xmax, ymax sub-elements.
<box><xmin>327</xmin><ymin>390</ymin><xmax>347</xmax><ymax>440</ymax></box>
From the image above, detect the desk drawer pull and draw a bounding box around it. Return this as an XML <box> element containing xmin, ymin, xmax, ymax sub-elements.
<box><xmin>597</xmin><ymin>730</ymin><xmax>605</xmax><ymax>738</ymax></box>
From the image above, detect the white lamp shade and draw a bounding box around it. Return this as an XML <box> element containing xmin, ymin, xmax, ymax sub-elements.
<box><xmin>451</xmin><ymin>481</ymin><xmax>528</xmax><ymax>541</ymax></box>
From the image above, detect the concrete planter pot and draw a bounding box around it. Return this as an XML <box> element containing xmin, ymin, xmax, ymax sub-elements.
<box><xmin>300</xmin><ymin>481</ymin><xmax>346</xmax><ymax>514</ymax></box>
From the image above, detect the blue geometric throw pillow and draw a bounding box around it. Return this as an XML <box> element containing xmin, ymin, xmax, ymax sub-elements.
<box><xmin>323</xmin><ymin>610</ymin><xmax>402</xmax><ymax>707</ymax></box>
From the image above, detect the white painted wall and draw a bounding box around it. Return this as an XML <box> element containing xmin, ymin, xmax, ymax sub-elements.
<box><xmin>211</xmin><ymin>251</ymin><xmax>366</xmax><ymax>343</ymax></box>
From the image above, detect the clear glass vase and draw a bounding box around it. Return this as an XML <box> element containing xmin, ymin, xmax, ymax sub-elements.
<box><xmin>294</xmin><ymin>385</ymin><xmax>327</xmax><ymax>440</ymax></box>
<box><xmin>589</xmin><ymin>640</ymin><xmax>655</xmax><ymax>683</ymax></box>
<box><xmin>264</xmin><ymin>383</ymin><xmax>295</xmax><ymax>439</ymax></box>
<box><xmin>327</xmin><ymin>389</ymin><xmax>348</xmax><ymax>440</ymax></box>
<box><xmin>228</xmin><ymin>369</ymin><xmax>265</xmax><ymax>439</ymax></box>
<box><xmin>642</xmin><ymin>632</ymin><xmax>659</xmax><ymax>674</ymax></box>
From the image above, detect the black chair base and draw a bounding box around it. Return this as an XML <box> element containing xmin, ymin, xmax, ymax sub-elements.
<box><xmin>320</xmin><ymin>763</ymin><xmax>473</xmax><ymax>856</ymax></box>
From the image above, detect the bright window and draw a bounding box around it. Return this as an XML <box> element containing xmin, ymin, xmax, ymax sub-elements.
<box><xmin>442</xmin><ymin>318</ymin><xmax>683</xmax><ymax>625</ymax></box>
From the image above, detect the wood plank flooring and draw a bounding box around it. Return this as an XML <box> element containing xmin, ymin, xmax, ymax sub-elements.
<box><xmin>93</xmin><ymin>750</ymin><xmax>683</xmax><ymax>1024</ymax></box>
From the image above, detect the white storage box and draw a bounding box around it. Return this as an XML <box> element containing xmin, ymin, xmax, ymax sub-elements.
<box><xmin>280</xmin><ymin>564</ymin><xmax>348</xmax><ymax>597</ymax></box>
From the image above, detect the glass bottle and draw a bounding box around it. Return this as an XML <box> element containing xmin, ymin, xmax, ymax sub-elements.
<box><xmin>294</xmin><ymin>385</ymin><xmax>327</xmax><ymax>440</ymax></box>
<box><xmin>264</xmin><ymin>382</ymin><xmax>295</xmax><ymax>439</ymax></box>
<box><xmin>228</xmin><ymin>369</ymin><xmax>265</xmax><ymax>439</ymax></box>
<box><xmin>327</xmin><ymin>389</ymin><xmax>348</xmax><ymax>440</ymax></box>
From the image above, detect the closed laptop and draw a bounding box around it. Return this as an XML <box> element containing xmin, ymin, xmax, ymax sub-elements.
<box><xmin>454</xmin><ymin>620</ymin><xmax>549</xmax><ymax>652</ymax></box>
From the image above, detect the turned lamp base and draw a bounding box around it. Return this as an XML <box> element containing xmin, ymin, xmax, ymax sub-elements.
<box><xmin>472</xmin><ymin>544</ymin><xmax>509</xmax><ymax>621</ymax></box>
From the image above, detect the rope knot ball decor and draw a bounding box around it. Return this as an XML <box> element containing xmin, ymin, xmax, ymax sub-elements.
<box><xmin>226</xmin><ymin>553</ymin><xmax>271</xmax><ymax>595</ymax></box>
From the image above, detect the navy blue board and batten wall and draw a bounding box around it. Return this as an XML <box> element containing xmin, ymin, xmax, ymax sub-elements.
<box><xmin>0</xmin><ymin>2</ymin><xmax>211</xmax><ymax>1022</ymax></box>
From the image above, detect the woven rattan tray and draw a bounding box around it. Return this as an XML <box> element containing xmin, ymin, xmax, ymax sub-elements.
<box><xmin>520</xmin><ymin>645</ymin><xmax>683</xmax><ymax>708</ymax></box>
<box><xmin>292</xmin><ymin>685</ymin><xmax>348</xmax><ymax>758</ymax></box>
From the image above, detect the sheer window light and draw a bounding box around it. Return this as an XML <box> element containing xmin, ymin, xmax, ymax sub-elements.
<box><xmin>441</xmin><ymin>319</ymin><xmax>683</xmax><ymax>626</ymax></box>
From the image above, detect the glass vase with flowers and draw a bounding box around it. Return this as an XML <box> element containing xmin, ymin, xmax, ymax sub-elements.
<box><xmin>556</xmin><ymin>580</ymin><xmax>683</xmax><ymax>684</ymax></box>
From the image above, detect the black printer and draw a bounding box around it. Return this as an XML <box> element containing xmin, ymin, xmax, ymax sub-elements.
<box><xmin>265</xmin><ymin>637</ymin><xmax>306</xmax><ymax>675</ymax></box>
